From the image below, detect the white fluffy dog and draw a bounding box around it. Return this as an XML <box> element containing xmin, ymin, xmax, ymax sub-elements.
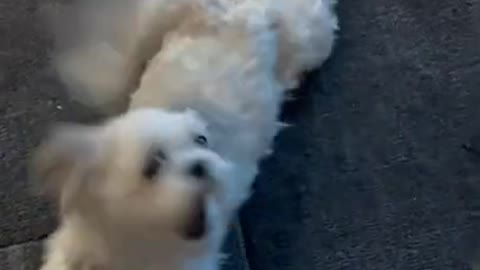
<box><xmin>31</xmin><ymin>0</ymin><xmax>338</xmax><ymax>269</ymax></box>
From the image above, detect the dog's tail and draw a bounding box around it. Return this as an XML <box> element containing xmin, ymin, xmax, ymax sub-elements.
<box><xmin>269</xmin><ymin>0</ymin><xmax>338</xmax><ymax>89</ymax></box>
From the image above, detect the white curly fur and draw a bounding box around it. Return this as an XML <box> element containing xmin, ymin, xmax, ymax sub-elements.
<box><xmin>35</xmin><ymin>0</ymin><xmax>338</xmax><ymax>270</ymax></box>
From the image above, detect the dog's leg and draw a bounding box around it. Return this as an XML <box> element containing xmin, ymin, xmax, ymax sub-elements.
<box><xmin>38</xmin><ymin>223</ymin><xmax>107</xmax><ymax>270</ymax></box>
<box><xmin>39</xmin><ymin>249</ymin><xmax>73</xmax><ymax>270</ymax></box>
<box><xmin>39</xmin><ymin>235</ymin><xmax>79</xmax><ymax>270</ymax></box>
<box><xmin>54</xmin><ymin>0</ymin><xmax>197</xmax><ymax>115</ymax></box>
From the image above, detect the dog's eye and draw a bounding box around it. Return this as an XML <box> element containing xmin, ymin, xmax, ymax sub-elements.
<box><xmin>194</xmin><ymin>135</ymin><xmax>208</xmax><ymax>146</ymax></box>
<box><xmin>143</xmin><ymin>150</ymin><xmax>166</xmax><ymax>180</ymax></box>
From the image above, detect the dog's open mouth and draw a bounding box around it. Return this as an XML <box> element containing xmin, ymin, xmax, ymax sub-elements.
<box><xmin>181</xmin><ymin>198</ymin><xmax>207</xmax><ymax>240</ymax></box>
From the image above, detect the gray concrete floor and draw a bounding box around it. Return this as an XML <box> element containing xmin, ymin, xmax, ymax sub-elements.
<box><xmin>1</xmin><ymin>0</ymin><xmax>480</xmax><ymax>269</ymax></box>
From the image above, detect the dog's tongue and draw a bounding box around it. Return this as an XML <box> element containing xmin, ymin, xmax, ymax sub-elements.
<box><xmin>182</xmin><ymin>200</ymin><xmax>206</xmax><ymax>240</ymax></box>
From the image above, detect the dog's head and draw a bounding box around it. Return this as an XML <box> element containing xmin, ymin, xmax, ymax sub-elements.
<box><xmin>31</xmin><ymin>108</ymin><xmax>235</xmax><ymax>241</ymax></box>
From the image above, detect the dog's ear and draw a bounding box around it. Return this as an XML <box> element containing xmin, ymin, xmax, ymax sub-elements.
<box><xmin>30</xmin><ymin>123</ymin><xmax>105</xmax><ymax>208</ymax></box>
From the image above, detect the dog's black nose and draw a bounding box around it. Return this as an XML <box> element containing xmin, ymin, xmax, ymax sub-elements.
<box><xmin>188</xmin><ymin>161</ymin><xmax>208</xmax><ymax>179</ymax></box>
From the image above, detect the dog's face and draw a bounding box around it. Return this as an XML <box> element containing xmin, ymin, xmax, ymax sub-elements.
<box><xmin>32</xmin><ymin>108</ymin><xmax>234</xmax><ymax>241</ymax></box>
